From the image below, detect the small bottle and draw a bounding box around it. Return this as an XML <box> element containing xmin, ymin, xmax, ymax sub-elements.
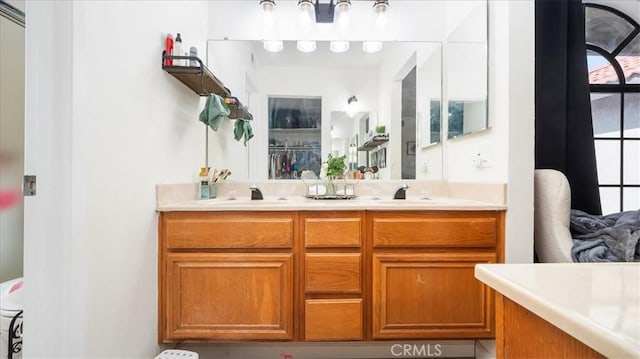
<box><xmin>199</xmin><ymin>167</ymin><xmax>210</xmax><ymax>199</ymax></box>
<box><xmin>173</xmin><ymin>33</ymin><xmax>183</xmax><ymax>66</ymax></box>
<box><xmin>189</xmin><ymin>46</ymin><xmax>198</xmax><ymax>66</ymax></box>
<box><xmin>164</xmin><ymin>34</ymin><xmax>174</xmax><ymax>66</ymax></box>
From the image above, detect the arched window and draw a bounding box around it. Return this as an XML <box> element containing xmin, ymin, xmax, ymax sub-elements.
<box><xmin>585</xmin><ymin>3</ymin><xmax>640</xmax><ymax>214</ymax></box>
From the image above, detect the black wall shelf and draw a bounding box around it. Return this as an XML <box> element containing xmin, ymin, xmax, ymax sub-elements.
<box><xmin>162</xmin><ymin>52</ymin><xmax>252</xmax><ymax>120</ymax></box>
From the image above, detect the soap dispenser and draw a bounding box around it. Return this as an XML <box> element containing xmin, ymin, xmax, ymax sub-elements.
<box><xmin>199</xmin><ymin>167</ymin><xmax>210</xmax><ymax>199</ymax></box>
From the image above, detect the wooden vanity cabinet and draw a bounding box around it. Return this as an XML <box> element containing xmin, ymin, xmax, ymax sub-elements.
<box><xmin>370</xmin><ymin>211</ymin><xmax>503</xmax><ymax>339</ymax></box>
<box><xmin>159</xmin><ymin>209</ymin><xmax>504</xmax><ymax>343</ymax></box>
<box><xmin>159</xmin><ymin>211</ymin><xmax>297</xmax><ymax>342</ymax></box>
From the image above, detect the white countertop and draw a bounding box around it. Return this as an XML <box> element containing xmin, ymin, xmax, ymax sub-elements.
<box><xmin>155</xmin><ymin>181</ymin><xmax>508</xmax><ymax>212</ymax></box>
<box><xmin>475</xmin><ymin>263</ymin><xmax>640</xmax><ymax>358</ymax></box>
<box><xmin>156</xmin><ymin>196</ymin><xmax>507</xmax><ymax>212</ymax></box>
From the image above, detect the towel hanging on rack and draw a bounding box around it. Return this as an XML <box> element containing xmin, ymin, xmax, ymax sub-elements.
<box><xmin>199</xmin><ymin>93</ymin><xmax>230</xmax><ymax>131</ymax></box>
<box><xmin>234</xmin><ymin>119</ymin><xmax>254</xmax><ymax>146</ymax></box>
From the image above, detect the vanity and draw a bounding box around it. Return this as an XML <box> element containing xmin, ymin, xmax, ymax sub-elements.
<box><xmin>157</xmin><ymin>183</ymin><xmax>506</xmax><ymax>343</ymax></box>
<box><xmin>475</xmin><ymin>263</ymin><xmax>640</xmax><ymax>358</ymax></box>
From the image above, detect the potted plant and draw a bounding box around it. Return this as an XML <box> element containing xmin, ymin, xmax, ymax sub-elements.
<box><xmin>323</xmin><ymin>154</ymin><xmax>347</xmax><ymax>195</ymax></box>
<box><xmin>375</xmin><ymin>125</ymin><xmax>386</xmax><ymax>135</ymax></box>
<box><xmin>325</xmin><ymin>154</ymin><xmax>347</xmax><ymax>179</ymax></box>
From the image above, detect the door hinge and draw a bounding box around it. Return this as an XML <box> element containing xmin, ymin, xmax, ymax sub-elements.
<box><xmin>23</xmin><ymin>175</ymin><xmax>36</xmax><ymax>196</ymax></box>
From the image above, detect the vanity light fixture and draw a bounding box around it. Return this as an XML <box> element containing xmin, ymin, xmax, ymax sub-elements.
<box><xmin>373</xmin><ymin>0</ymin><xmax>389</xmax><ymax>27</ymax></box>
<box><xmin>297</xmin><ymin>40</ymin><xmax>317</xmax><ymax>53</ymax></box>
<box><xmin>362</xmin><ymin>41</ymin><xmax>383</xmax><ymax>53</ymax></box>
<box><xmin>263</xmin><ymin>40</ymin><xmax>284</xmax><ymax>52</ymax></box>
<box><xmin>347</xmin><ymin>95</ymin><xmax>358</xmax><ymax>117</ymax></box>
<box><xmin>259</xmin><ymin>0</ymin><xmax>276</xmax><ymax>26</ymax></box>
<box><xmin>330</xmin><ymin>40</ymin><xmax>350</xmax><ymax>53</ymax></box>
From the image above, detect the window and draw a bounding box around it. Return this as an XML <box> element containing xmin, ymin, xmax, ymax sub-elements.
<box><xmin>585</xmin><ymin>3</ymin><xmax>640</xmax><ymax>214</ymax></box>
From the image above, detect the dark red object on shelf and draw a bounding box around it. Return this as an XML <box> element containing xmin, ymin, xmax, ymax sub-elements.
<box><xmin>164</xmin><ymin>34</ymin><xmax>174</xmax><ymax>66</ymax></box>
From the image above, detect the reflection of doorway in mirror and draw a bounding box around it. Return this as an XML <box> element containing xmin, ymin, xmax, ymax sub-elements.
<box><xmin>401</xmin><ymin>66</ymin><xmax>417</xmax><ymax>179</ymax></box>
<box><xmin>430</xmin><ymin>100</ymin><xmax>441</xmax><ymax>144</ymax></box>
<box><xmin>377</xmin><ymin>148</ymin><xmax>387</xmax><ymax>168</ymax></box>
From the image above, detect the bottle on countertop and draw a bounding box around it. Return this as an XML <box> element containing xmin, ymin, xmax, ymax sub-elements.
<box><xmin>199</xmin><ymin>166</ymin><xmax>210</xmax><ymax>199</ymax></box>
<box><xmin>173</xmin><ymin>33</ymin><xmax>183</xmax><ymax>66</ymax></box>
<box><xmin>164</xmin><ymin>34</ymin><xmax>174</xmax><ymax>66</ymax></box>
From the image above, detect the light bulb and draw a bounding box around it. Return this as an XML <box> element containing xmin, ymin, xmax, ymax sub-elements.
<box><xmin>297</xmin><ymin>40</ymin><xmax>317</xmax><ymax>53</ymax></box>
<box><xmin>362</xmin><ymin>41</ymin><xmax>383</xmax><ymax>53</ymax></box>
<box><xmin>373</xmin><ymin>0</ymin><xmax>388</xmax><ymax>27</ymax></box>
<box><xmin>334</xmin><ymin>0</ymin><xmax>351</xmax><ymax>28</ymax></box>
<box><xmin>298</xmin><ymin>0</ymin><xmax>315</xmax><ymax>27</ymax></box>
<box><xmin>330</xmin><ymin>41</ymin><xmax>350</xmax><ymax>53</ymax></box>
<box><xmin>263</xmin><ymin>40</ymin><xmax>283</xmax><ymax>52</ymax></box>
<box><xmin>260</xmin><ymin>0</ymin><xmax>276</xmax><ymax>26</ymax></box>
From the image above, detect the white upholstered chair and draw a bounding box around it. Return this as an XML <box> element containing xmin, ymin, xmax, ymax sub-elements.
<box><xmin>534</xmin><ymin>169</ymin><xmax>574</xmax><ymax>262</ymax></box>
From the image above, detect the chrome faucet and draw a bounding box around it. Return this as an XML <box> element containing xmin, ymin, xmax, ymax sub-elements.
<box><xmin>250</xmin><ymin>185</ymin><xmax>264</xmax><ymax>200</ymax></box>
<box><xmin>394</xmin><ymin>184</ymin><xmax>409</xmax><ymax>200</ymax></box>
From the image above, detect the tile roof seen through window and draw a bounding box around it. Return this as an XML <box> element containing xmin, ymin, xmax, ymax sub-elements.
<box><xmin>589</xmin><ymin>56</ymin><xmax>640</xmax><ymax>84</ymax></box>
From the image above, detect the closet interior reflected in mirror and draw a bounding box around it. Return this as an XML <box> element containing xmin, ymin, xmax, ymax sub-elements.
<box><xmin>268</xmin><ymin>97</ymin><xmax>322</xmax><ymax>179</ymax></box>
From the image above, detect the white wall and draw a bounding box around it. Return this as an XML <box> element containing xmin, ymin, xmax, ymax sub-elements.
<box><xmin>206</xmin><ymin>41</ymin><xmax>254</xmax><ymax>179</ymax></box>
<box><xmin>495</xmin><ymin>0</ymin><xmax>535</xmax><ymax>263</ymax></box>
<box><xmin>24</xmin><ymin>1</ymin><xmax>210</xmax><ymax>357</ymax></box>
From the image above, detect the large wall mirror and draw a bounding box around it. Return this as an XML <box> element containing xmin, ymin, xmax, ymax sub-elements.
<box><xmin>446</xmin><ymin>42</ymin><xmax>488</xmax><ymax>139</ymax></box>
<box><xmin>206</xmin><ymin>1</ymin><xmax>487</xmax><ymax>181</ymax></box>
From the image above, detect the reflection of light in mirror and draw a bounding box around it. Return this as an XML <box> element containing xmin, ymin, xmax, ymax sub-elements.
<box><xmin>330</xmin><ymin>40</ymin><xmax>350</xmax><ymax>53</ymax></box>
<box><xmin>362</xmin><ymin>41</ymin><xmax>383</xmax><ymax>53</ymax></box>
<box><xmin>297</xmin><ymin>40</ymin><xmax>316</xmax><ymax>53</ymax></box>
<box><xmin>347</xmin><ymin>95</ymin><xmax>358</xmax><ymax>117</ymax></box>
<box><xmin>263</xmin><ymin>40</ymin><xmax>283</xmax><ymax>52</ymax></box>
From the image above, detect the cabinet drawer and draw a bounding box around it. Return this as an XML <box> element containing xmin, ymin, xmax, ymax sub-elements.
<box><xmin>161</xmin><ymin>212</ymin><xmax>295</xmax><ymax>249</ymax></box>
<box><xmin>305</xmin><ymin>299</ymin><xmax>363</xmax><ymax>341</ymax></box>
<box><xmin>372</xmin><ymin>212</ymin><xmax>497</xmax><ymax>247</ymax></box>
<box><xmin>303</xmin><ymin>214</ymin><xmax>362</xmax><ymax>248</ymax></box>
<box><xmin>305</xmin><ymin>253</ymin><xmax>361</xmax><ymax>293</ymax></box>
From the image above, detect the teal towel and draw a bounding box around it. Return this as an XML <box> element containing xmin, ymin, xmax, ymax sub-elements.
<box><xmin>199</xmin><ymin>94</ymin><xmax>230</xmax><ymax>131</ymax></box>
<box><xmin>234</xmin><ymin>119</ymin><xmax>254</xmax><ymax>146</ymax></box>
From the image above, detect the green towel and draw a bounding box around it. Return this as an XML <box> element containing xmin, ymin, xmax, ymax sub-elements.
<box><xmin>199</xmin><ymin>94</ymin><xmax>230</xmax><ymax>131</ymax></box>
<box><xmin>234</xmin><ymin>119</ymin><xmax>254</xmax><ymax>146</ymax></box>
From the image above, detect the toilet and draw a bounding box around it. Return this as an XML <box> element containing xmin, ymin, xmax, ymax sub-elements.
<box><xmin>0</xmin><ymin>277</ymin><xmax>23</xmax><ymax>359</ymax></box>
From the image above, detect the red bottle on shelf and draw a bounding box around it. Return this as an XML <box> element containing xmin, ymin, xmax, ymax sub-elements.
<box><xmin>164</xmin><ymin>34</ymin><xmax>174</xmax><ymax>66</ymax></box>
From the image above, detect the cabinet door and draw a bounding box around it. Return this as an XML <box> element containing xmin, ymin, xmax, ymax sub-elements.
<box><xmin>163</xmin><ymin>253</ymin><xmax>293</xmax><ymax>341</ymax></box>
<box><xmin>372</xmin><ymin>252</ymin><xmax>495</xmax><ymax>339</ymax></box>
